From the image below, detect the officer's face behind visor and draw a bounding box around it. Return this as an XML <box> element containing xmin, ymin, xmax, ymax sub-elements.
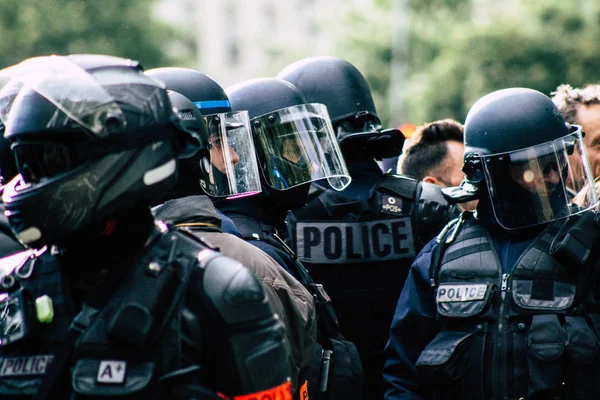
<box><xmin>251</xmin><ymin>103</ymin><xmax>351</xmax><ymax>191</ymax></box>
<box><xmin>199</xmin><ymin>111</ymin><xmax>262</xmax><ymax>199</ymax></box>
<box><xmin>480</xmin><ymin>129</ymin><xmax>597</xmax><ymax>230</ymax></box>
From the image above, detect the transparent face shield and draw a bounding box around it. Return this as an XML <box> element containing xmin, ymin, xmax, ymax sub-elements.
<box><xmin>199</xmin><ymin>111</ymin><xmax>262</xmax><ymax>199</ymax></box>
<box><xmin>481</xmin><ymin>129</ymin><xmax>597</xmax><ymax>229</ymax></box>
<box><xmin>251</xmin><ymin>103</ymin><xmax>351</xmax><ymax>191</ymax></box>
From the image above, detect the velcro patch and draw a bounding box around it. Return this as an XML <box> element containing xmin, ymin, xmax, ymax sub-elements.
<box><xmin>381</xmin><ymin>195</ymin><xmax>403</xmax><ymax>215</ymax></box>
<box><xmin>0</xmin><ymin>355</ymin><xmax>53</xmax><ymax>376</ymax></box>
<box><xmin>295</xmin><ymin>216</ymin><xmax>415</xmax><ymax>264</ymax></box>
<box><xmin>97</xmin><ymin>360</ymin><xmax>127</xmax><ymax>384</ymax></box>
<box><xmin>233</xmin><ymin>379</ymin><xmax>292</xmax><ymax>400</ymax></box>
<box><xmin>437</xmin><ymin>284</ymin><xmax>487</xmax><ymax>303</ymax></box>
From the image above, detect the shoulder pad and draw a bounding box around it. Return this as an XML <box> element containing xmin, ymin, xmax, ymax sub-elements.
<box><xmin>377</xmin><ymin>173</ymin><xmax>419</xmax><ymax>200</ymax></box>
<box><xmin>199</xmin><ymin>251</ymin><xmax>272</xmax><ymax>326</ymax></box>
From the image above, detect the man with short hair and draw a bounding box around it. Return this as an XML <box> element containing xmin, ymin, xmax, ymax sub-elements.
<box><xmin>399</xmin><ymin>119</ymin><xmax>477</xmax><ymax>210</ymax></box>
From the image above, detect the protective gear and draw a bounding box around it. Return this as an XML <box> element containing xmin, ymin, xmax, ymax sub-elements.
<box><xmin>0</xmin><ymin>223</ymin><xmax>292</xmax><ymax>399</ymax></box>
<box><xmin>146</xmin><ymin>67</ymin><xmax>262</xmax><ymax>199</ymax></box>
<box><xmin>0</xmin><ymin>54</ymin><xmax>293</xmax><ymax>400</ymax></box>
<box><xmin>219</xmin><ymin>78</ymin><xmax>359</xmax><ymax>399</ymax></box>
<box><xmin>385</xmin><ymin>210</ymin><xmax>600</xmax><ymax>400</ymax></box>
<box><xmin>279</xmin><ymin>58</ymin><xmax>458</xmax><ymax>398</ymax></box>
<box><xmin>0</xmin><ymin>55</ymin><xmax>199</xmax><ymax>248</ymax></box>
<box><xmin>226</xmin><ymin>77</ymin><xmax>351</xmax><ymax>193</ymax></box>
<box><xmin>0</xmin><ymin>123</ymin><xmax>17</xmax><ymax>185</ymax></box>
<box><xmin>277</xmin><ymin>57</ymin><xmax>404</xmax><ymax>160</ymax></box>
<box><xmin>167</xmin><ymin>91</ymin><xmax>211</xmax><ymax>165</ymax></box>
<box><xmin>277</xmin><ymin>57</ymin><xmax>378</xmax><ymax>125</ymax></box>
<box><xmin>287</xmin><ymin>169</ymin><xmax>457</xmax><ymax>399</ymax></box>
<box><xmin>0</xmin><ymin>123</ymin><xmax>24</xmax><ymax>257</ymax></box>
<box><xmin>154</xmin><ymin>195</ymin><xmax>317</xmax><ymax>398</ymax></box>
<box><xmin>230</xmin><ymin>214</ymin><xmax>364</xmax><ymax>400</ymax></box>
<box><xmin>162</xmin><ymin>90</ymin><xmax>260</xmax><ymax>202</ymax></box>
<box><xmin>444</xmin><ymin>88</ymin><xmax>597</xmax><ymax>229</ymax></box>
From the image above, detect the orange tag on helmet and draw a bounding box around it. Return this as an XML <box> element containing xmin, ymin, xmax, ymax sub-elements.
<box><xmin>233</xmin><ymin>380</ymin><xmax>293</xmax><ymax>400</ymax></box>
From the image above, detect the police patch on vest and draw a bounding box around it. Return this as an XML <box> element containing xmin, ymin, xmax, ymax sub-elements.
<box><xmin>0</xmin><ymin>355</ymin><xmax>53</xmax><ymax>376</ymax></box>
<box><xmin>97</xmin><ymin>360</ymin><xmax>126</xmax><ymax>384</ymax></box>
<box><xmin>436</xmin><ymin>284</ymin><xmax>487</xmax><ymax>303</ymax></box>
<box><xmin>295</xmin><ymin>217</ymin><xmax>415</xmax><ymax>264</ymax></box>
<box><xmin>381</xmin><ymin>195</ymin><xmax>403</xmax><ymax>216</ymax></box>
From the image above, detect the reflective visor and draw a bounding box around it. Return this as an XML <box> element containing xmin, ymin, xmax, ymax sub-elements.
<box><xmin>199</xmin><ymin>111</ymin><xmax>262</xmax><ymax>199</ymax></box>
<box><xmin>11</xmin><ymin>141</ymin><xmax>82</xmax><ymax>184</ymax></box>
<box><xmin>251</xmin><ymin>103</ymin><xmax>350</xmax><ymax>191</ymax></box>
<box><xmin>481</xmin><ymin>129</ymin><xmax>597</xmax><ymax>229</ymax></box>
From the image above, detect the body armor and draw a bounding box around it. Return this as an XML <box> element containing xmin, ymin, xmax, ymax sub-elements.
<box><xmin>419</xmin><ymin>211</ymin><xmax>600</xmax><ymax>399</ymax></box>
<box><xmin>286</xmin><ymin>173</ymin><xmax>457</xmax><ymax>396</ymax></box>
<box><xmin>0</xmin><ymin>227</ymin><xmax>291</xmax><ymax>399</ymax></box>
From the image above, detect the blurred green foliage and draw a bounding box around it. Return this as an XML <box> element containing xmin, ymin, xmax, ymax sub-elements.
<box><xmin>335</xmin><ymin>0</ymin><xmax>600</xmax><ymax>127</ymax></box>
<box><xmin>0</xmin><ymin>0</ymin><xmax>174</xmax><ymax>70</ymax></box>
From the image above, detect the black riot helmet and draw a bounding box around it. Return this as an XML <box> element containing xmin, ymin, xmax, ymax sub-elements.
<box><xmin>145</xmin><ymin>67</ymin><xmax>231</xmax><ymax>114</ymax></box>
<box><xmin>146</xmin><ymin>67</ymin><xmax>262</xmax><ymax>199</ymax></box>
<box><xmin>277</xmin><ymin>56</ymin><xmax>404</xmax><ymax>160</ymax></box>
<box><xmin>226</xmin><ymin>77</ymin><xmax>350</xmax><ymax>208</ymax></box>
<box><xmin>445</xmin><ymin>87</ymin><xmax>597</xmax><ymax>229</ymax></box>
<box><xmin>0</xmin><ymin>55</ymin><xmax>200</xmax><ymax>248</ymax></box>
<box><xmin>158</xmin><ymin>90</ymin><xmax>212</xmax><ymax>202</ymax></box>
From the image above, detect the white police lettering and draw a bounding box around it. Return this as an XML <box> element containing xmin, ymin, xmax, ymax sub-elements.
<box><xmin>296</xmin><ymin>217</ymin><xmax>415</xmax><ymax>264</ymax></box>
<box><xmin>97</xmin><ymin>360</ymin><xmax>127</xmax><ymax>384</ymax></box>
<box><xmin>436</xmin><ymin>284</ymin><xmax>488</xmax><ymax>303</ymax></box>
<box><xmin>0</xmin><ymin>355</ymin><xmax>54</xmax><ymax>376</ymax></box>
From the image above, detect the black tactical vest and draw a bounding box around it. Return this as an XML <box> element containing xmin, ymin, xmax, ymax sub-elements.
<box><xmin>286</xmin><ymin>174</ymin><xmax>456</xmax><ymax>397</ymax></box>
<box><xmin>418</xmin><ymin>211</ymin><xmax>600</xmax><ymax>400</ymax></box>
<box><xmin>0</xmin><ymin>227</ymin><xmax>291</xmax><ymax>399</ymax></box>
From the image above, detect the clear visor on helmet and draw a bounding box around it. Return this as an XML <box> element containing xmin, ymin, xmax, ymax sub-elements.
<box><xmin>252</xmin><ymin>103</ymin><xmax>351</xmax><ymax>191</ymax></box>
<box><xmin>481</xmin><ymin>128</ymin><xmax>597</xmax><ymax>229</ymax></box>
<box><xmin>199</xmin><ymin>111</ymin><xmax>262</xmax><ymax>199</ymax></box>
<box><xmin>0</xmin><ymin>56</ymin><xmax>168</xmax><ymax>136</ymax></box>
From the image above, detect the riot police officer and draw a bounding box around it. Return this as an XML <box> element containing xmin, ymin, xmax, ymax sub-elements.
<box><xmin>145</xmin><ymin>67</ymin><xmax>318</xmax><ymax>399</ymax></box>
<box><xmin>278</xmin><ymin>56</ymin><xmax>457</xmax><ymax>398</ymax></box>
<box><xmin>0</xmin><ymin>55</ymin><xmax>292</xmax><ymax>399</ymax></box>
<box><xmin>383</xmin><ymin>87</ymin><xmax>600</xmax><ymax>399</ymax></box>
<box><xmin>220</xmin><ymin>77</ymin><xmax>364</xmax><ymax>400</ymax></box>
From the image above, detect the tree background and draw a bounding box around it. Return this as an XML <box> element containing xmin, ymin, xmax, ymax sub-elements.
<box><xmin>333</xmin><ymin>0</ymin><xmax>600</xmax><ymax>126</ymax></box>
<box><xmin>0</xmin><ymin>0</ymin><xmax>599</xmax><ymax>129</ymax></box>
<box><xmin>0</xmin><ymin>0</ymin><xmax>174</xmax><ymax>70</ymax></box>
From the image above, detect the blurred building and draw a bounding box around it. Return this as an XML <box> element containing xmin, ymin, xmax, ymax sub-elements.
<box><xmin>154</xmin><ymin>0</ymin><xmax>370</xmax><ymax>87</ymax></box>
